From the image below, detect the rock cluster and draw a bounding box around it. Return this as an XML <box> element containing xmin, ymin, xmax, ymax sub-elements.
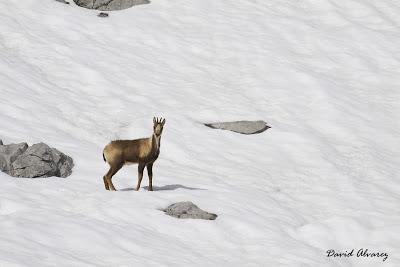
<box><xmin>0</xmin><ymin>141</ymin><xmax>73</xmax><ymax>178</ymax></box>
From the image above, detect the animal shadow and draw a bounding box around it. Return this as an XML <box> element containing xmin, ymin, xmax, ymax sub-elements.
<box><xmin>120</xmin><ymin>184</ymin><xmax>205</xmax><ymax>191</ymax></box>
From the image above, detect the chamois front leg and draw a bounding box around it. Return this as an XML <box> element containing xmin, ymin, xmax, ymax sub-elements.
<box><xmin>147</xmin><ymin>162</ymin><xmax>154</xmax><ymax>191</ymax></box>
<box><xmin>136</xmin><ymin>163</ymin><xmax>145</xmax><ymax>191</ymax></box>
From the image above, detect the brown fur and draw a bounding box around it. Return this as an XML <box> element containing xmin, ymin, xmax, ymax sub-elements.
<box><xmin>102</xmin><ymin>117</ymin><xmax>165</xmax><ymax>191</ymax></box>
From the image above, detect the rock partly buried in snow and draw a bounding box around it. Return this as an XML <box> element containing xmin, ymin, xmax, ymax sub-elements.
<box><xmin>74</xmin><ymin>0</ymin><xmax>150</xmax><ymax>11</ymax></box>
<box><xmin>10</xmin><ymin>143</ymin><xmax>74</xmax><ymax>178</ymax></box>
<box><xmin>0</xmin><ymin>142</ymin><xmax>29</xmax><ymax>174</ymax></box>
<box><xmin>163</xmin><ymin>202</ymin><xmax>217</xmax><ymax>220</ymax></box>
<box><xmin>205</xmin><ymin>120</ymin><xmax>270</xmax><ymax>135</ymax></box>
<box><xmin>55</xmin><ymin>0</ymin><xmax>70</xmax><ymax>4</ymax></box>
<box><xmin>98</xmin><ymin>12</ymin><xmax>109</xmax><ymax>17</ymax></box>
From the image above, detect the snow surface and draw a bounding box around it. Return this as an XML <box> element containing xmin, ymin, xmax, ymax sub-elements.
<box><xmin>0</xmin><ymin>0</ymin><xmax>399</xmax><ymax>266</ymax></box>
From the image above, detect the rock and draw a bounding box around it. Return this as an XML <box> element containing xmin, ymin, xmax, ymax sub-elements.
<box><xmin>10</xmin><ymin>143</ymin><xmax>73</xmax><ymax>178</ymax></box>
<box><xmin>163</xmin><ymin>202</ymin><xmax>217</xmax><ymax>220</ymax></box>
<box><xmin>205</xmin><ymin>120</ymin><xmax>270</xmax><ymax>135</ymax></box>
<box><xmin>0</xmin><ymin>140</ymin><xmax>3</xmax><ymax>145</ymax></box>
<box><xmin>98</xmin><ymin>12</ymin><xmax>109</xmax><ymax>17</ymax></box>
<box><xmin>0</xmin><ymin>142</ymin><xmax>29</xmax><ymax>174</ymax></box>
<box><xmin>55</xmin><ymin>0</ymin><xmax>70</xmax><ymax>4</ymax></box>
<box><xmin>74</xmin><ymin>0</ymin><xmax>150</xmax><ymax>11</ymax></box>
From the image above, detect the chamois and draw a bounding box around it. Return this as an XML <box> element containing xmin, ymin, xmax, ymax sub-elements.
<box><xmin>102</xmin><ymin>117</ymin><xmax>166</xmax><ymax>191</ymax></box>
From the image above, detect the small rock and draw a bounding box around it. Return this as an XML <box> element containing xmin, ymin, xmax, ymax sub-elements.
<box><xmin>0</xmin><ymin>143</ymin><xmax>29</xmax><ymax>174</ymax></box>
<box><xmin>0</xmin><ymin>139</ymin><xmax>3</xmax><ymax>145</ymax></box>
<box><xmin>163</xmin><ymin>202</ymin><xmax>217</xmax><ymax>220</ymax></box>
<box><xmin>10</xmin><ymin>143</ymin><xmax>73</xmax><ymax>178</ymax></box>
<box><xmin>205</xmin><ymin>120</ymin><xmax>270</xmax><ymax>135</ymax></box>
<box><xmin>98</xmin><ymin>12</ymin><xmax>109</xmax><ymax>17</ymax></box>
<box><xmin>55</xmin><ymin>0</ymin><xmax>70</xmax><ymax>4</ymax></box>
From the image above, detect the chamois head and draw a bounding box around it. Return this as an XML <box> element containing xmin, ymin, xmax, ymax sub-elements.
<box><xmin>153</xmin><ymin>117</ymin><xmax>166</xmax><ymax>137</ymax></box>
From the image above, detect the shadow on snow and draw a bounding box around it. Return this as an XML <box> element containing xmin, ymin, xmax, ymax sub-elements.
<box><xmin>120</xmin><ymin>184</ymin><xmax>206</xmax><ymax>191</ymax></box>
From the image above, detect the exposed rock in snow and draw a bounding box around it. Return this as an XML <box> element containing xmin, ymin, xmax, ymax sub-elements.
<box><xmin>98</xmin><ymin>12</ymin><xmax>109</xmax><ymax>17</ymax></box>
<box><xmin>74</xmin><ymin>0</ymin><xmax>150</xmax><ymax>11</ymax></box>
<box><xmin>163</xmin><ymin>202</ymin><xmax>217</xmax><ymax>220</ymax></box>
<box><xmin>0</xmin><ymin>142</ymin><xmax>29</xmax><ymax>174</ymax></box>
<box><xmin>205</xmin><ymin>120</ymin><xmax>270</xmax><ymax>135</ymax></box>
<box><xmin>0</xmin><ymin>139</ymin><xmax>3</xmax><ymax>145</ymax></box>
<box><xmin>10</xmin><ymin>143</ymin><xmax>74</xmax><ymax>178</ymax></box>
<box><xmin>55</xmin><ymin>0</ymin><xmax>70</xmax><ymax>4</ymax></box>
<box><xmin>0</xmin><ymin>141</ymin><xmax>74</xmax><ymax>178</ymax></box>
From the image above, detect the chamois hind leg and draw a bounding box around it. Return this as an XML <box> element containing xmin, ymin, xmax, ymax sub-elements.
<box><xmin>105</xmin><ymin>164</ymin><xmax>123</xmax><ymax>191</ymax></box>
<box><xmin>147</xmin><ymin>162</ymin><xmax>154</xmax><ymax>191</ymax></box>
<box><xmin>103</xmin><ymin>175</ymin><xmax>109</xmax><ymax>190</ymax></box>
<box><xmin>136</xmin><ymin>163</ymin><xmax>146</xmax><ymax>191</ymax></box>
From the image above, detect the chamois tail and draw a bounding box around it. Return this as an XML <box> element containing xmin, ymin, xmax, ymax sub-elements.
<box><xmin>103</xmin><ymin>152</ymin><xmax>106</xmax><ymax>162</ymax></box>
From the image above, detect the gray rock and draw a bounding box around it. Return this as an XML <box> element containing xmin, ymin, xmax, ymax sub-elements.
<box><xmin>55</xmin><ymin>0</ymin><xmax>70</xmax><ymax>4</ymax></box>
<box><xmin>74</xmin><ymin>0</ymin><xmax>150</xmax><ymax>11</ymax></box>
<box><xmin>0</xmin><ymin>139</ymin><xmax>3</xmax><ymax>145</ymax></box>
<box><xmin>98</xmin><ymin>12</ymin><xmax>109</xmax><ymax>17</ymax></box>
<box><xmin>205</xmin><ymin>120</ymin><xmax>270</xmax><ymax>135</ymax></box>
<box><xmin>163</xmin><ymin>202</ymin><xmax>217</xmax><ymax>220</ymax></box>
<box><xmin>0</xmin><ymin>142</ymin><xmax>29</xmax><ymax>174</ymax></box>
<box><xmin>10</xmin><ymin>143</ymin><xmax>73</xmax><ymax>178</ymax></box>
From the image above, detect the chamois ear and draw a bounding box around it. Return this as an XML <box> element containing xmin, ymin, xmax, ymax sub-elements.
<box><xmin>153</xmin><ymin>117</ymin><xmax>156</xmax><ymax>124</ymax></box>
<box><xmin>161</xmin><ymin>118</ymin><xmax>166</xmax><ymax>126</ymax></box>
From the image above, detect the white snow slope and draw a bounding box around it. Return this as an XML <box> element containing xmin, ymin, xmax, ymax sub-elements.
<box><xmin>0</xmin><ymin>0</ymin><xmax>399</xmax><ymax>266</ymax></box>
